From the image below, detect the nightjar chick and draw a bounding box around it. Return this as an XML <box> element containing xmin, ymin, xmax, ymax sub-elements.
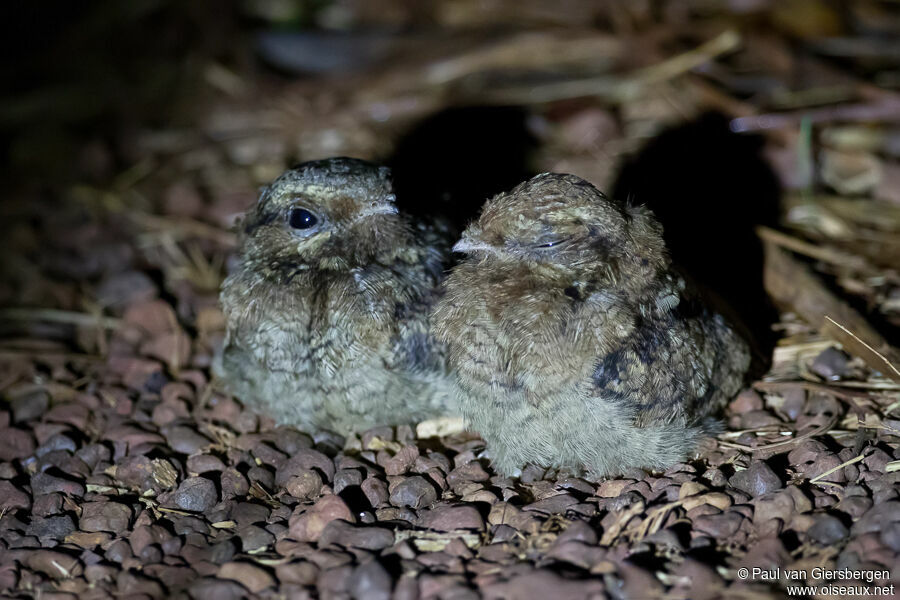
<box><xmin>216</xmin><ymin>157</ymin><xmax>458</xmax><ymax>435</ymax></box>
<box><xmin>432</xmin><ymin>173</ymin><xmax>750</xmax><ymax>476</ymax></box>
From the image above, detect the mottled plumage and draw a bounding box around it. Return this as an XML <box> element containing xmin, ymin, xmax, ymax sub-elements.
<box><xmin>432</xmin><ymin>173</ymin><xmax>750</xmax><ymax>476</ymax></box>
<box><xmin>216</xmin><ymin>157</ymin><xmax>458</xmax><ymax>434</ymax></box>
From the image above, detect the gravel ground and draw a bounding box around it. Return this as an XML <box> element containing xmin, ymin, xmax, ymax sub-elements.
<box><xmin>0</xmin><ymin>284</ymin><xmax>898</xmax><ymax>598</ymax></box>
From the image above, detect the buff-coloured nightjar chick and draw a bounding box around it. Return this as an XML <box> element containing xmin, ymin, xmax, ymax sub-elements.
<box><xmin>432</xmin><ymin>173</ymin><xmax>750</xmax><ymax>477</ymax></box>
<box><xmin>216</xmin><ymin>157</ymin><xmax>459</xmax><ymax>434</ymax></box>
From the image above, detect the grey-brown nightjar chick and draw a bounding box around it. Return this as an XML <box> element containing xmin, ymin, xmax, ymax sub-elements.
<box><xmin>216</xmin><ymin>157</ymin><xmax>458</xmax><ymax>434</ymax></box>
<box><xmin>432</xmin><ymin>173</ymin><xmax>750</xmax><ymax>476</ymax></box>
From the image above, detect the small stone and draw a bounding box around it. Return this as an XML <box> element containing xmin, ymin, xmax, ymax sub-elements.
<box><xmin>555</xmin><ymin>520</ymin><xmax>598</xmax><ymax>545</ymax></box>
<box><xmin>810</xmin><ymin>347</ymin><xmax>851</xmax><ymax>380</ymax></box>
<box><xmin>113</xmin><ymin>455</ymin><xmax>155</xmax><ymax>491</ymax></box>
<box><xmin>187</xmin><ymin>454</ymin><xmax>227</xmax><ymax>474</ymax></box>
<box><xmin>275</xmin><ymin>560</ymin><xmax>319</xmax><ymax>586</ymax></box>
<box><xmin>390</xmin><ymin>476</ymin><xmax>437</xmax><ymax>509</ymax></box>
<box><xmin>288</xmin><ymin>495</ymin><xmax>354</xmax><ymax>542</ymax></box>
<box><xmin>188</xmin><ymin>577</ymin><xmax>249</xmax><ymax>600</ymax></box>
<box><xmin>286</xmin><ymin>470</ymin><xmax>323</xmax><ymax>499</ymax></box>
<box><xmin>318</xmin><ymin>520</ymin><xmax>395</xmax><ymax>550</ymax></box>
<box><xmin>26</xmin><ymin>550</ymin><xmax>83</xmax><ymax>579</ymax></box>
<box><xmin>31</xmin><ymin>472</ymin><xmax>85</xmax><ymax>497</ymax></box>
<box><xmin>0</xmin><ymin>480</ymin><xmax>31</xmax><ymax>510</ymax></box>
<box><xmin>164</xmin><ymin>425</ymin><xmax>212</xmax><ymax>454</ymax></box>
<box><xmin>26</xmin><ymin>515</ymin><xmax>76</xmax><ymax>542</ymax></box>
<box><xmin>729</xmin><ymin>389</ymin><xmax>763</xmax><ymax>413</ymax></box>
<box><xmin>383</xmin><ymin>445</ymin><xmax>419</xmax><ymax>476</ymax></box>
<box><xmin>66</xmin><ymin>531</ymin><xmax>113</xmax><ymax>549</ymax></box>
<box><xmin>361</xmin><ymin>477</ymin><xmax>389</xmax><ymax>508</ymax></box>
<box><xmin>276</xmin><ymin>448</ymin><xmax>335</xmax><ymax>486</ymax></box>
<box><xmin>250</xmin><ymin>441</ymin><xmax>287</xmax><ymax>468</ymax></box>
<box><xmin>596</xmin><ymin>479</ymin><xmax>632</xmax><ymax>498</ymax></box>
<box><xmin>172</xmin><ymin>477</ymin><xmax>218</xmax><ymax>512</ymax></box>
<box><xmin>10</xmin><ymin>389</ymin><xmax>50</xmax><ymax>423</ymax></box>
<box><xmin>881</xmin><ymin>522</ymin><xmax>900</xmax><ymax>552</ymax></box>
<box><xmin>678</xmin><ymin>481</ymin><xmax>707</xmax><ymax>499</ymax></box>
<box><xmin>524</xmin><ymin>494</ymin><xmax>578</xmax><ymax>514</ymax></box>
<box><xmin>692</xmin><ymin>512</ymin><xmax>743</xmax><ymax>538</ymax></box>
<box><xmin>239</xmin><ymin>525</ymin><xmax>275</xmax><ymax>552</ymax></box>
<box><xmin>851</xmin><ymin>501</ymin><xmax>900</xmax><ymax>536</ymax></box>
<box><xmin>0</xmin><ymin>428</ymin><xmax>35</xmax><ymax>460</ymax></box>
<box><xmin>480</xmin><ymin>567</ymin><xmax>604</xmax><ymax>598</ymax></box>
<box><xmin>417</xmin><ymin>505</ymin><xmax>485</xmax><ymax>532</ymax></box>
<box><xmin>97</xmin><ymin>270</ymin><xmax>157</xmax><ymax>309</ymax></box>
<box><xmin>273</xmin><ymin>428</ymin><xmax>314</xmax><ymax>454</ymax></box>
<box><xmin>220</xmin><ymin>467</ymin><xmax>250</xmax><ymax>498</ymax></box>
<box><xmin>80</xmin><ymin>501</ymin><xmax>132</xmax><ymax>533</ymax></box>
<box><xmin>807</xmin><ymin>514</ymin><xmax>849</xmax><ymax>545</ymax></box>
<box><xmin>739</xmin><ymin>410</ymin><xmax>782</xmax><ymax>429</ymax></box>
<box><xmin>446</xmin><ymin>462</ymin><xmax>491</xmax><ymax>490</ymax></box>
<box><xmin>218</xmin><ymin>561</ymin><xmax>276</xmax><ymax>594</ymax></box>
<box><xmin>333</xmin><ymin>468</ymin><xmax>363</xmax><ymax>494</ymax></box>
<box><xmin>231</xmin><ymin>501</ymin><xmax>271</xmax><ymax>527</ymax></box>
<box><xmin>348</xmin><ymin>560</ymin><xmax>392</xmax><ymax>600</ymax></box>
<box><xmin>247</xmin><ymin>466</ymin><xmax>275</xmax><ymax>490</ymax></box>
<box><xmin>105</xmin><ymin>539</ymin><xmax>133</xmax><ymax>563</ymax></box>
<box><xmin>729</xmin><ymin>462</ymin><xmax>782</xmax><ymax>496</ymax></box>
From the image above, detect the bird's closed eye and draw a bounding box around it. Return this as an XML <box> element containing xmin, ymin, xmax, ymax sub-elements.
<box><xmin>532</xmin><ymin>237</ymin><xmax>570</xmax><ymax>249</ymax></box>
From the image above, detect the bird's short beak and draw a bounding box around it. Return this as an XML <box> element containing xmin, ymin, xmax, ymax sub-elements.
<box><xmin>356</xmin><ymin>203</ymin><xmax>399</xmax><ymax>220</ymax></box>
<box><xmin>452</xmin><ymin>237</ymin><xmax>494</xmax><ymax>254</ymax></box>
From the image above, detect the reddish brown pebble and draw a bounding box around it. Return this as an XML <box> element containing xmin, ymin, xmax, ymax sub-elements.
<box><xmin>288</xmin><ymin>495</ymin><xmax>354</xmax><ymax>542</ymax></box>
<box><xmin>383</xmin><ymin>445</ymin><xmax>419</xmax><ymax>476</ymax></box>
<box><xmin>275</xmin><ymin>560</ymin><xmax>319</xmax><ymax>586</ymax></box>
<box><xmin>417</xmin><ymin>505</ymin><xmax>485</xmax><ymax>532</ymax></box>
<box><xmin>286</xmin><ymin>470</ymin><xmax>324</xmax><ymax>499</ymax></box>
<box><xmin>318</xmin><ymin>520</ymin><xmax>395</xmax><ymax>550</ymax></box>
<box><xmin>276</xmin><ymin>449</ymin><xmax>336</xmax><ymax>486</ymax></box>
<box><xmin>729</xmin><ymin>462</ymin><xmax>782</xmax><ymax>496</ymax></box>
<box><xmin>808</xmin><ymin>514</ymin><xmax>849</xmax><ymax>544</ymax></box>
<box><xmin>80</xmin><ymin>501</ymin><xmax>132</xmax><ymax>533</ymax></box>
<box><xmin>30</xmin><ymin>472</ymin><xmax>85</xmax><ymax>497</ymax></box>
<box><xmin>26</xmin><ymin>550</ymin><xmax>83</xmax><ymax>579</ymax></box>
<box><xmin>171</xmin><ymin>476</ymin><xmax>218</xmax><ymax>512</ymax></box>
<box><xmin>361</xmin><ymin>477</ymin><xmax>390</xmax><ymax>508</ymax></box>
<box><xmin>389</xmin><ymin>476</ymin><xmax>438</xmax><ymax>509</ymax></box>
<box><xmin>348</xmin><ymin>559</ymin><xmax>392</xmax><ymax>600</ymax></box>
<box><xmin>0</xmin><ymin>480</ymin><xmax>31</xmax><ymax>511</ymax></box>
<box><xmin>692</xmin><ymin>512</ymin><xmax>744</xmax><ymax>538</ymax></box>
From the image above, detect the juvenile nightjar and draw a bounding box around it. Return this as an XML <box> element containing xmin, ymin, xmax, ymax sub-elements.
<box><xmin>216</xmin><ymin>157</ymin><xmax>459</xmax><ymax>434</ymax></box>
<box><xmin>432</xmin><ymin>173</ymin><xmax>750</xmax><ymax>476</ymax></box>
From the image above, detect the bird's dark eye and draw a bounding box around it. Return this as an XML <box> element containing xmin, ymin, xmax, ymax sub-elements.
<box><xmin>289</xmin><ymin>208</ymin><xmax>318</xmax><ymax>230</ymax></box>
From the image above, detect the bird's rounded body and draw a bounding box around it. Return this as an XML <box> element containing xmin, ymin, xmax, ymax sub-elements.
<box><xmin>217</xmin><ymin>158</ymin><xmax>458</xmax><ymax>434</ymax></box>
<box><xmin>433</xmin><ymin>173</ymin><xmax>750</xmax><ymax>476</ymax></box>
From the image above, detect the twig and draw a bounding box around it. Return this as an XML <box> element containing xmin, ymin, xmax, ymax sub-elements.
<box><xmin>752</xmin><ymin>381</ymin><xmax>883</xmax><ymax>406</ymax></box>
<box><xmin>131</xmin><ymin>212</ymin><xmax>237</xmax><ymax>247</ymax></box>
<box><xmin>821</xmin><ymin>316</ymin><xmax>900</xmax><ymax>384</ymax></box>
<box><xmin>730</xmin><ymin>94</ymin><xmax>900</xmax><ymax>133</ymax></box>
<box><xmin>718</xmin><ymin>414</ymin><xmax>838</xmax><ymax>454</ymax></box>
<box><xmin>599</xmin><ymin>500</ymin><xmax>645</xmax><ymax>546</ymax></box>
<box><xmin>756</xmin><ymin>227</ymin><xmax>872</xmax><ymax>274</ymax></box>
<box><xmin>475</xmin><ymin>30</ymin><xmax>740</xmax><ymax>104</ymax></box>
<box><xmin>762</xmin><ymin>244</ymin><xmax>900</xmax><ymax>376</ymax></box>
<box><xmin>0</xmin><ymin>308</ymin><xmax>120</xmax><ymax>329</ymax></box>
<box><xmin>809</xmin><ymin>453</ymin><xmax>864</xmax><ymax>484</ymax></box>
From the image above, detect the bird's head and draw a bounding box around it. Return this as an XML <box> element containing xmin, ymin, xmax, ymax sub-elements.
<box><xmin>239</xmin><ymin>157</ymin><xmax>410</xmax><ymax>272</ymax></box>
<box><xmin>454</xmin><ymin>173</ymin><xmax>668</xmax><ymax>280</ymax></box>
